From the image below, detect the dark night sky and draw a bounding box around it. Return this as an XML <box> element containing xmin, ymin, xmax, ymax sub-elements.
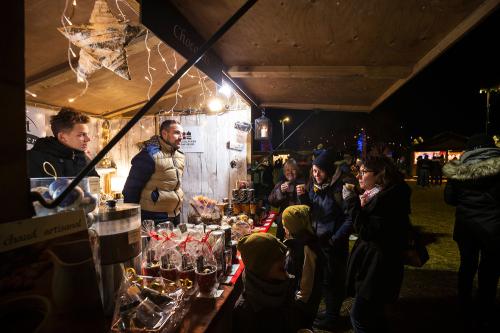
<box><xmin>265</xmin><ymin>7</ymin><xmax>500</xmax><ymax>152</ymax></box>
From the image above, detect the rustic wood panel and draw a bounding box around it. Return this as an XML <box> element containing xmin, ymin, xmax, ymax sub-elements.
<box><xmin>171</xmin><ymin>0</ymin><xmax>492</xmax><ymax>110</ymax></box>
<box><xmin>173</xmin><ymin>0</ymin><xmax>484</xmax><ymax>66</ymax></box>
<box><xmin>228</xmin><ymin>65</ymin><xmax>411</xmax><ymax>79</ymax></box>
<box><xmin>157</xmin><ymin>108</ymin><xmax>251</xmax><ymax>222</ymax></box>
<box><xmin>241</xmin><ymin>77</ymin><xmax>393</xmax><ymax>106</ymax></box>
<box><xmin>25</xmin><ymin>0</ymin><xmax>495</xmax><ymax>115</ymax></box>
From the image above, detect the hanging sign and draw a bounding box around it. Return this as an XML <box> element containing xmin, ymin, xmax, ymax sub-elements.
<box><xmin>180</xmin><ymin>126</ymin><xmax>204</xmax><ymax>153</ymax></box>
<box><xmin>26</xmin><ymin>106</ymin><xmax>46</xmax><ymax>149</ymax></box>
<box><xmin>141</xmin><ymin>0</ymin><xmax>224</xmax><ymax>84</ymax></box>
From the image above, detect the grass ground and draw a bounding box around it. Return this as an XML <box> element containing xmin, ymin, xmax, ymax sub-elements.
<box><xmin>272</xmin><ymin>182</ymin><xmax>499</xmax><ymax>332</ymax></box>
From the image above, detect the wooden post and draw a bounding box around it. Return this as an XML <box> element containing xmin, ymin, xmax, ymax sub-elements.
<box><xmin>0</xmin><ymin>1</ymin><xmax>34</xmax><ymax>222</ymax></box>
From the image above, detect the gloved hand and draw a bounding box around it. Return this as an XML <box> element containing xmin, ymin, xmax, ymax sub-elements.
<box><xmin>342</xmin><ymin>183</ymin><xmax>357</xmax><ymax>200</ymax></box>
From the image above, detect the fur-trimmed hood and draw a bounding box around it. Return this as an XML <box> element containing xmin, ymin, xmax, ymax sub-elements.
<box><xmin>443</xmin><ymin>148</ymin><xmax>500</xmax><ymax>180</ymax></box>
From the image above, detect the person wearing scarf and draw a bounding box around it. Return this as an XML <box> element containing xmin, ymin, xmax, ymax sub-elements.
<box><xmin>443</xmin><ymin>133</ymin><xmax>500</xmax><ymax>330</ymax></box>
<box><xmin>297</xmin><ymin>149</ymin><xmax>356</xmax><ymax>330</ymax></box>
<box><xmin>343</xmin><ymin>156</ymin><xmax>411</xmax><ymax>333</ymax></box>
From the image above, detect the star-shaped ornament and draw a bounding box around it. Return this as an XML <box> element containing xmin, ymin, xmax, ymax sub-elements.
<box><xmin>58</xmin><ymin>0</ymin><xmax>144</xmax><ymax>81</ymax></box>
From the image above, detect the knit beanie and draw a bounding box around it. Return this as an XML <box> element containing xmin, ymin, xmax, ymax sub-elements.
<box><xmin>237</xmin><ymin>233</ymin><xmax>287</xmax><ymax>279</ymax></box>
<box><xmin>313</xmin><ymin>149</ymin><xmax>336</xmax><ymax>174</ymax></box>
<box><xmin>282</xmin><ymin>205</ymin><xmax>313</xmax><ymax>237</ymax></box>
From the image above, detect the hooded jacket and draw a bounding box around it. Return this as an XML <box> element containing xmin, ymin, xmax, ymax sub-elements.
<box><xmin>443</xmin><ymin>147</ymin><xmax>500</xmax><ymax>251</ymax></box>
<box><xmin>282</xmin><ymin>205</ymin><xmax>322</xmax><ymax>311</ymax></box>
<box><xmin>27</xmin><ymin>137</ymin><xmax>98</xmax><ymax>178</ymax></box>
<box><xmin>123</xmin><ymin>135</ymin><xmax>185</xmax><ymax>219</ymax></box>
<box><xmin>233</xmin><ymin>270</ymin><xmax>297</xmax><ymax>333</ymax></box>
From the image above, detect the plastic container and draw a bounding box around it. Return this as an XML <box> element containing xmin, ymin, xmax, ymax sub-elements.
<box><xmin>30</xmin><ymin>176</ymin><xmax>99</xmax><ymax>217</ymax></box>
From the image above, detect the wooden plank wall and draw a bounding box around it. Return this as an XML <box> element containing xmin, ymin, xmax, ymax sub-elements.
<box><xmin>159</xmin><ymin>108</ymin><xmax>251</xmax><ymax>222</ymax></box>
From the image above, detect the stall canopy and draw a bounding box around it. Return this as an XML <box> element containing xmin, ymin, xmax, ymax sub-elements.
<box><xmin>24</xmin><ymin>0</ymin><xmax>222</xmax><ymax>118</ymax></box>
<box><xmin>168</xmin><ymin>0</ymin><xmax>498</xmax><ymax>112</ymax></box>
<box><xmin>25</xmin><ymin>0</ymin><xmax>498</xmax><ymax>116</ymax></box>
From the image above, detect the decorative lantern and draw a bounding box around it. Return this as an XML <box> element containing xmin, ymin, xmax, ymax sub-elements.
<box><xmin>254</xmin><ymin>110</ymin><xmax>272</xmax><ymax>141</ymax></box>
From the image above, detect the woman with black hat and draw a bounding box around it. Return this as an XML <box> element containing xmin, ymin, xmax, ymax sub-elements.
<box><xmin>297</xmin><ymin>149</ymin><xmax>356</xmax><ymax>330</ymax></box>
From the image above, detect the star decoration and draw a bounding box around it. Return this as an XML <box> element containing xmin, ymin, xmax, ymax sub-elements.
<box><xmin>58</xmin><ymin>0</ymin><xmax>144</xmax><ymax>81</ymax></box>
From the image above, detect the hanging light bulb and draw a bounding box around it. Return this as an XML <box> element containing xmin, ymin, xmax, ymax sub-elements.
<box><xmin>208</xmin><ymin>97</ymin><xmax>223</xmax><ymax>112</ymax></box>
<box><xmin>218</xmin><ymin>82</ymin><xmax>232</xmax><ymax>98</ymax></box>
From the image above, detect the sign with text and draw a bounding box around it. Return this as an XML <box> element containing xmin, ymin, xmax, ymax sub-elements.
<box><xmin>141</xmin><ymin>0</ymin><xmax>224</xmax><ymax>84</ymax></box>
<box><xmin>26</xmin><ymin>106</ymin><xmax>46</xmax><ymax>149</ymax></box>
<box><xmin>0</xmin><ymin>210</ymin><xmax>106</xmax><ymax>332</ymax></box>
<box><xmin>180</xmin><ymin>126</ymin><xmax>205</xmax><ymax>153</ymax></box>
<box><xmin>0</xmin><ymin>210</ymin><xmax>87</xmax><ymax>253</ymax></box>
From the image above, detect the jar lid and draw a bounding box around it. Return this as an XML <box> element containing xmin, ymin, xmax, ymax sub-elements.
<box><xmin>98</xmin><ymin>203</ymin><xmax>140</xmax><ymax>221</ymax></box>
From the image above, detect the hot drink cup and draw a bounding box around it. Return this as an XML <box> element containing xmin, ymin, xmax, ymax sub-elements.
<box><xmin>160</xmin><ymin>265</ymin><xmax>177</xmax><ymax>282</ymax></box>
<box><xmin>142</xmin><ymin>262</ymin><xmax>160</xmax><ymax>277</ymax></box>
<box><xmin>196</xmin><ymin>265</ymin><xmax>217</xmax><ymax>294</ymax></box>
<box><xmin>177</xmin><ymin>266</ymin><xmax>196</xmax><ymax>284</ymax></box>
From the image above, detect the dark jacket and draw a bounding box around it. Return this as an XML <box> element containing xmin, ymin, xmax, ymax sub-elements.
<box><xmin>346</xmin><ymin>182</ymin><xmax>411</xmax><ymax>303</ymax></box>
<box><xmin>27</xmin><ymin>137</ymin><xmax>98</xmax><ymax>178</ymax></box>
<box><xmin>298</xmin><ymin>170</ymin><xmax>354</xmax><ymax>247</ymax></box>
<box><xmin>268</xmin><ymin>178</ymin><xmax>305</xmax><ymax>212</ymax></box>
<box><xmin>233</xmin><ymin>270</ymin><xmax>298</xmax><ymax>333</ymax></box>
<box><xmin>284</xmin><ymin>236</ymin><xmax>323</xmax><ymax>328</ymax></box>
<box><xmin>443</xmin><ymin>148</ymin><xmax>500</xmax><ymax>252</ymax></box>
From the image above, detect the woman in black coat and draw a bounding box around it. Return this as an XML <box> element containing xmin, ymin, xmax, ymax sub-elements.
<box><xmin>343</xmin><ymin>156</ymin><xmax>411</xmax><ymax>333</ymax></box>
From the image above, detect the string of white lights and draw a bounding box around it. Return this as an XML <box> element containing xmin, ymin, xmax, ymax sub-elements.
<box><xmin>60</xmin><ymin>0</ymin><xmax>89</xmax><ymax>103</ymax></box>
<box><xmin>116</xmin><ymin>0</ymin><xmax>139</xmax><ymax>16</ymax></box>
<box><xmin>144</xmin><ymin>29</ymin><xmax>155</xmax><ymax>100</ymax></box>
<box><xmin>168</xmin><ymin>51</ymin><xmax>182</xmax><ymax>116</ymax></box>
<box><xmin>115</xmin><ymin>0</ymin><xmax>127</xmax><ymax>21</ymax></box>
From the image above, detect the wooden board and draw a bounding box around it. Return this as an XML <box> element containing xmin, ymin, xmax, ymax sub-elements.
<box><xmin>156</xmin><ymin>108</ymin><xmax>251</xmax><ymax>222</ymax></box>
<box><xmin>23</xmin><ymin>0</ymin><xmax>498</xmax><ymax>115</ymax></box>
<box><xmin>171</xmin><ymin>0</ymin><xmax>497</xmax><ymax>111</ymax></box>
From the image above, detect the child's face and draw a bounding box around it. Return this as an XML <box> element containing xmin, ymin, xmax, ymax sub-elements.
<box><xmin>266</xmin><ymin>256</ymin><xmax>287</xmax><ymax>281</ymax></box>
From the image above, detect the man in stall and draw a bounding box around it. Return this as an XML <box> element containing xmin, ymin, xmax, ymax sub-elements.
<box><xmin>123</xmin><ymin>119</ymin><xmax>185</xmax><ymax>225</ymax></box>
<box><xmin>27</xmin><ymin>108</ymin><xmax>99</xmax><ymax>178</ymax></box>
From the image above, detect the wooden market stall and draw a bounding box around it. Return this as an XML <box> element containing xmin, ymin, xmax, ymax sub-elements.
<box><xmin>24</xmin><ymin>0</ymin><xmax>253</xmax><ymax>220</ymax></box>
<box><xmin>1</xmin><ymin>0</ymin><xmax>499</xmax><ymax>332</ymax></box>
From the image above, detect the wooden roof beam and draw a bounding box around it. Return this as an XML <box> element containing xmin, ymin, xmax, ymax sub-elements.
<box><xmin>227</xmin><ymin>66</ymin><xmax>411</xmax><ymax>79</ymax></box>
<box><xmin>260</xmin><ymin>102</ymin><xmax>370</xmax><ymax>112</ymax></box>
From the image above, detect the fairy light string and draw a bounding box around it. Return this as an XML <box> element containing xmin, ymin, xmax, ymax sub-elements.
<box><xmin>61</xmin><ymin>0</ymin><xmax>89</xmax><ymax>103</ymax></box>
